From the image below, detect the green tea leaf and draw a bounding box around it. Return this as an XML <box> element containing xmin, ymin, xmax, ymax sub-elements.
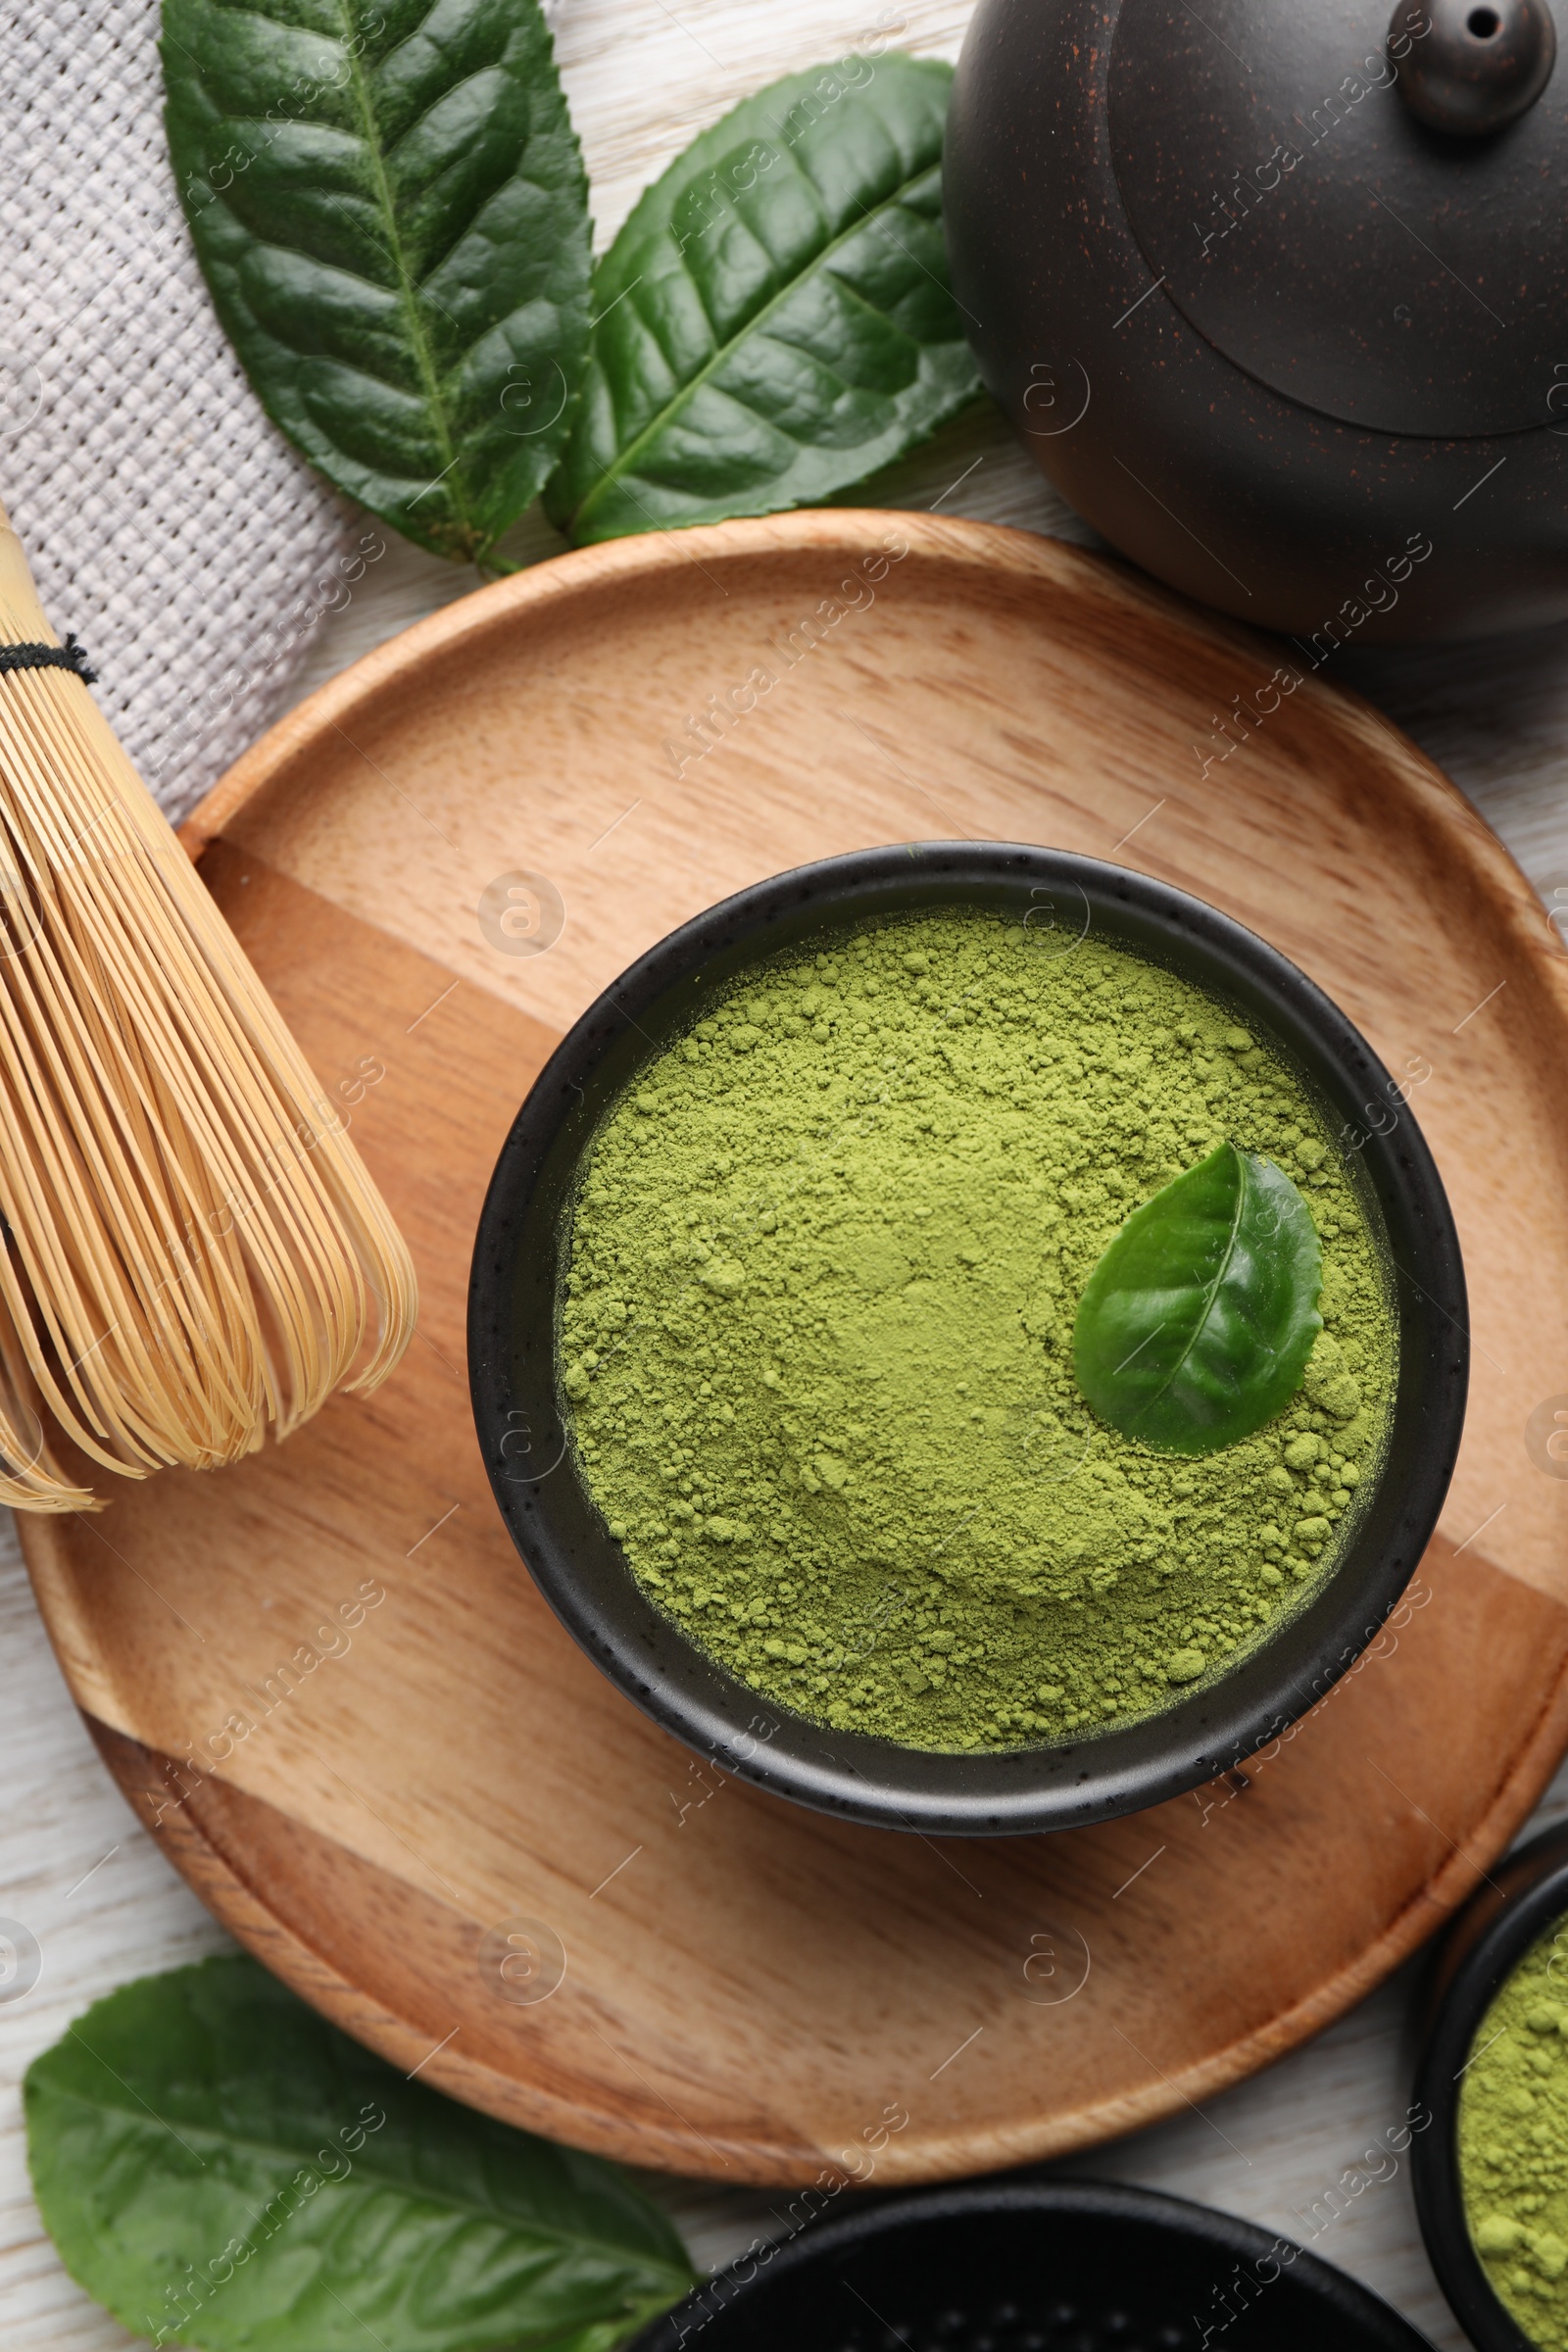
<box><xmin>25</xmin><ymin>1955</ymin><xmax>695</xmax><ymax>2352</ymax></box>
<box><xmin>545</xmin><ymin>53</ymin><xmax>983</xmax><ymax>545</ymax></box>
<box><xmin>163</xmin><ymin>0</ymin><xmax>592</xmax><ymax>564</ymax></box>
<box><xmin>1072</xmin><ymin>1143</ymin><xmax>1323</xmax><ymax>1455</ymax></box>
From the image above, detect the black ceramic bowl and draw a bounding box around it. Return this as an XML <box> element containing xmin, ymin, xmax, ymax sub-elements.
<box><xmin>1411</xmin><ymin>1822</ymin><xmax>1568</xmax><ymax>2351</ymax></box>
<box><xmin>468</xmin><ymin>843</ymin><xmax>1467</xmax><ymax>1836</ymax></box>
<box><xmin>628</xmin><ymin>2178</ymin><xmax>1436</xmax><ymax>2350</ymax></box>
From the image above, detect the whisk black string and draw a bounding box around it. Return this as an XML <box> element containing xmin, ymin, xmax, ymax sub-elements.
<box><xmin>0</xmin><ymin>635</ymin><xmax>97</xmax><ymax>684</ymax></box>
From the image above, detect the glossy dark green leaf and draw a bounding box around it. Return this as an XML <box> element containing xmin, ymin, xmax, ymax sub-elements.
<box><xmin>1072</xmin><ymin>1143</ymin><xmax>1323</xmax><ymax>1456</ymax></box>
<box><xmin>545</xmin><ymin>53</ymin><xmax>983</xmax><ymax>544</ymax></box>
<box><xmin>163</xmin><ymin>0</ymin><xmax>592</xmax><ymax>563</ymax></box>
<box><xmin>25</xmin><ymin>1956</ymin><xmax>695</xmax><ymax>2351</ymax></box>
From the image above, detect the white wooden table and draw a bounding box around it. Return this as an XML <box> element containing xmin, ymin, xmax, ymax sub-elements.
<box><xmin>5</xmin><ymin>2</ymin><xmax>1568</xmax><ymax>2343</ymax></box>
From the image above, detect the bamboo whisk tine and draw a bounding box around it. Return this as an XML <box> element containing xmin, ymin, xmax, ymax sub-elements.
<box><xmin>0</xmin><ymin>503</ymin><xmax>416</xmax><ymax>1509</ymax></box>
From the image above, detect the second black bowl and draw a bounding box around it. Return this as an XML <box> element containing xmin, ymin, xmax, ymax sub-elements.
<box><xmin>629</xmin><ymin>2178</ymin><xmax>1436</xmax><ymax>2351</ymax></box>
<box><xmin>1412</xmin><ymin>1822</ymin><xmax>1568</xmax><ymax>2352</ymax></box>
<box><xmin>468</xmin><ymin>843</ymin><xmax>1468</xmax><ymax>1835</ymax></box>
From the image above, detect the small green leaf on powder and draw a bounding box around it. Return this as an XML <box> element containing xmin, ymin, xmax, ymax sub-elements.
<box><xmin>546</xmin><ymin>53</ymin><xmax>983</xmax><ymax>545</ymax></box>
<box><xmin>25</xmin><ymin>1955</ymin><xmax>695</xmax><ymax>2351</ymax></box>
<box><xmin>162</xmin><ymin>0</ymin><xmax>593</xmax><ymax>564</ymax></box>
<box><xmin>1072</xmin><ymin>1143</ymin><xmax>1324</xmax><ymax>1455</ymax></box>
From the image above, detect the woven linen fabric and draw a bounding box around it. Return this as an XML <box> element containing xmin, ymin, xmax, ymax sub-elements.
<box><xmin>3</xmin><ymin>0</ymin><xmax>560</xmax><ymax>819</ymax></box>
<box><xmin>4</xmin><ymin>0</ymin><xmax>365</xmax><ymax>817</ymax></box>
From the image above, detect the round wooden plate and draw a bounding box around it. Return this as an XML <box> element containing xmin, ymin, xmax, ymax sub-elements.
<box><xmin>24</xmin><ymin>514</ymin><xmax>1568</xmax><ymax>2187</ymax></box>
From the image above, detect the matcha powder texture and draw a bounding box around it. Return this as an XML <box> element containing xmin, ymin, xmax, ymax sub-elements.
<box><xmin>1459</xmin><ymin>1924</ymin><xmax>1568</xmax><ymax>2344</ymax></box>
<box><xmin>559</xmin><ymin>910</ymin><xmax>1396</xmax><ymax>1750</ymax></box>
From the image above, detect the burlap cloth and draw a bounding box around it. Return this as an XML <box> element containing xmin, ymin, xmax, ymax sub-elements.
<box><xmin>7</xmin><ymin>0</ymin><xmax>562</xmax><ymax>819</ymax></box>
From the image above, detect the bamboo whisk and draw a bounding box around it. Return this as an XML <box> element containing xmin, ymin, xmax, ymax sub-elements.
<box><xmin>0</xmin><ymin>503</ymin><xmax>416</xmax><ymax>1510</ymax></box>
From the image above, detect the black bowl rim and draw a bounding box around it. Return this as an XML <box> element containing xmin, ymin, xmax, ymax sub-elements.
<box><xmin>628</xmin><ymin>2175</ymin><xmax>1436</xmax><ymax>2349</ymax></box>
<box><xmin>1411</xmin><ymin>1820</ymin><xmax>1568</xmax><ymax>2352</ymax></box>
<box><xmin>468</xmin><ymin>840</ymin><xmax>1468</xmax><ymax>1836</ymax></box>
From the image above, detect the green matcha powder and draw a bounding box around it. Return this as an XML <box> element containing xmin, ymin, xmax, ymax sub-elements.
<box><xmin>559</xmin><ymin>909</ymin><xmax>1396</xmax><ymax>1751</ymax></box>
<box><xmin>1460</xmin><ymin>1924</ymin><xmax>1568</xmax><ymax>2344</ymax></box>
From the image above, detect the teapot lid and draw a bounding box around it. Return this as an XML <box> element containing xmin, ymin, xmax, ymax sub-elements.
<box><xmin>1107</xmin><ymin>0</ymin><xmax>1563</xmax><ymax>436</ymax></box>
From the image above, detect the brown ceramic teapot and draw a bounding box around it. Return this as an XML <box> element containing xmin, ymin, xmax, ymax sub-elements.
<box><xmin>945</xmin><ymin>0</ymin><xmax>1565</xmax><ymax>641</ymax></box>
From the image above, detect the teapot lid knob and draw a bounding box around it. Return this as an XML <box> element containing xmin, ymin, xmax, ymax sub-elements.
<box><xmin>1392</xmin><ymin>0</ymin><xmax>1556</xmax><ymax>134</ymax></box>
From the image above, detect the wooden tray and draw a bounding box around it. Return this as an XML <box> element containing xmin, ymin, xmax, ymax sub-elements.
<box><xmin>24</xmin><ymin>514</ymin><xmax>1568</xmax><ymax>2187</ymax></box>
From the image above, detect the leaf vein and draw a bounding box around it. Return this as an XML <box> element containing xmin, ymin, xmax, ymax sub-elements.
<box><xmin>37</xmin><ymin>2079</ymin><xmax>688</xmax><ymax>2278</ymax></box>
<box><xmin>330</xmin><ymin>0</ymin><xmax>466</xmax><ymax>524</ymax></box>
<box><xmin>573</xmin><ymin>162</ymin><xmax>942</xmax><ymax>533</ymax></box>
<box><xmin>1139</xmin><ymin>1150</ymin><xmax>1250</xmax><ymax>1419</ymax></box>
